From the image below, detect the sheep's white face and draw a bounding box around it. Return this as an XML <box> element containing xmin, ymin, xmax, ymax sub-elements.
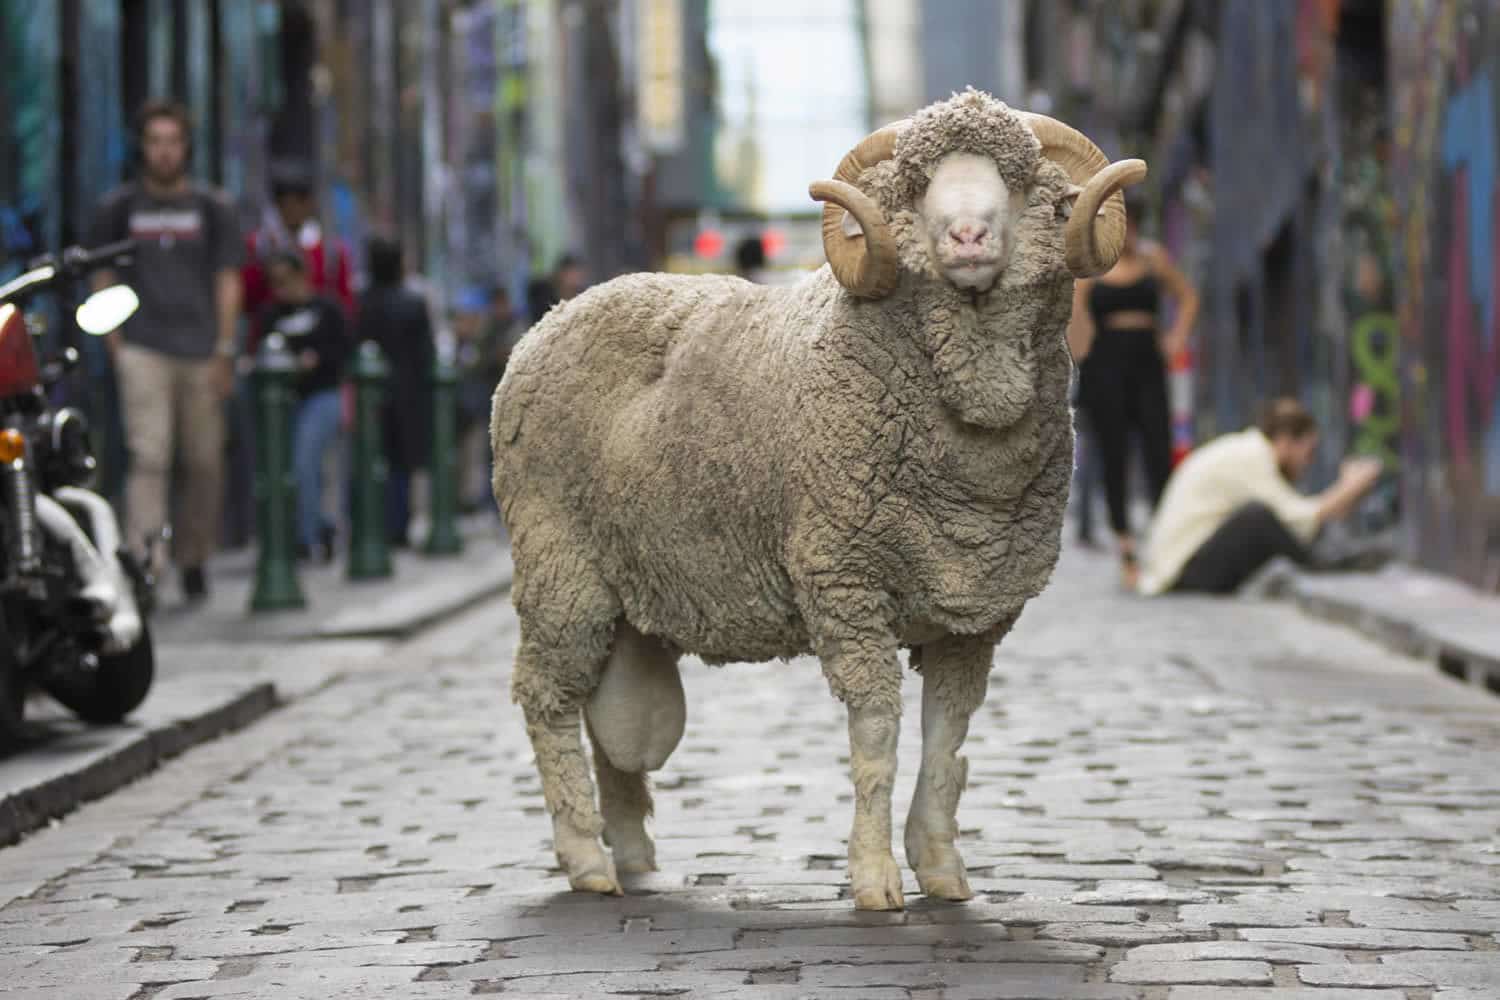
<box><xmin>916</xmin><ymin>153</ymin><xmax>1020</xmax><ymax>293</ymax></box>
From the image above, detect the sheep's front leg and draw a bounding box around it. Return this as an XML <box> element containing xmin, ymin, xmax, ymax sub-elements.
<box><xmin>524</xmin><ymin>708</ymin><xmax>622</xmax><ymax>896</ymax></box>
<box><xmin>904</xmin><ymin>632</ymin><xmax>996</xmax><ymax>901</ymax></box>
<box><xmin>822</xmin><ymin>631</ymin><xmax>906</xmax><ymax>911</ymax></box>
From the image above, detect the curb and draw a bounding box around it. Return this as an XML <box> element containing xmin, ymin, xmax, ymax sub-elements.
<box><xmin>1270</xmin><ymin>570</ymin><xmax>1500</xmax><ymax>697</ymax></box>
<box><xmin>313</xmin><ymin>567</ymin><xmax>513</xmax><ymax>640</ymax></box>
<box><xmin>0</xmin><ymin>682</ymin><xmax>278</xmax><ymax>848</ymax></box>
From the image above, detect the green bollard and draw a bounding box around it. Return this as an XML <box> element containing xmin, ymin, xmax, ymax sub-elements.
<box><xmin>348</xmin><ymin>340</ymin><xmax>393</xmax><ymax>580</ymax></box>
<box><xmin>425</xmin><ymin>343</ymin><xmax>463</xmax><ymax>556</ymax></box>
<box><xmin>250</xmin><ymin>333</ymin><xmax>307</xmax><ymax>612</ymax></box>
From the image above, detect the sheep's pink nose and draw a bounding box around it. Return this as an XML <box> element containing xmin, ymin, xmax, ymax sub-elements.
<box><xmin>948</xmin><ymin>223</ymin><xmax>989</xmax><ymax>246</ymax></box>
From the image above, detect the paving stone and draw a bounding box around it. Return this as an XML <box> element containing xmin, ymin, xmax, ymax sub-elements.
<box><xmin>1072</xmin><ymin>882</ymin><xmax>1218</xmax><ymax>906</ymax></box>
<box><xmin>1167</xmin><ymin>990</ymin><xmax>1412</xmax><ymax>1000</ymax></box>
<box><xmin>444</xmin><ymin>952</ymin><xmax>662</xmax><ymax>979</ymax></box>
<box><xmin>979</xmin><ymin>863</ymin><xmax>1161</xmax><ymax>880</ymax></box>
<box><xmin>1237</xmin><ymin>926</ymin><xmax>1472</xmax><ymax>950</ymax></box>
<box><xmin>685</xmin><ymin>944</ymin><xmax>935</xmax><ymax>969</ymax></box>
<box><xmin>1377</xmin><ymin>953</ymin><xmax>1500</xmax><ymax>989</ymax></box>
<box><xmin>797</xmin><ymin>960</ymin><xmax>1088</xmax><ymax>988</ymax></box>
<box><xmin>1124</xmin><ymin>941</ymin><xmax>1350</xmax><ymax>965</ymax></box>
<box><xmin>940</xmin><ymin>986</ymin><xmax>1143</xmax><ymax>1000</ymax></box>
<box><xmin>501</xmin><ymin>927</ymin><xmax>736</xmax><ymax>956</ymax></box>
<box><xmin>1348</xmin><ymin>905</ymin><xmax>1500</xmax><ymax>934</ymax></box>
<box><xmin>742</xmin><ymin>924</ymin><xmax>1011</xmax><ymax>948</ymax></box>
<box><xmin>1297</xmin><ymin>964</ymin><xmax>1434</xmax><ymax>987</ymax></box>
<box><xmin>6</xmin><ymin>958</ymin><xmax>220</xmax><ymax>989</ymax></box>
<box><xmin>1038</xmin><ymin>922</ymin><xmax>1214</xmax><ymax>946</ymax></box>
<box><xmin>1177</xmin><ymin>902</ymin><xmax>1321</xmax><ymax>927</ymax></box>
<box><xmin>1109</xmin><ymin>961</ymin><xmax>1273</xmax><ymax>985</ymax></box>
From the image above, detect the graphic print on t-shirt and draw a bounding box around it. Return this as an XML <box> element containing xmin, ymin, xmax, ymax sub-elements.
<box><xmin>129</xmin><ymin>208</ymin><xmax>203</xmax><ymax>249</ymax></box>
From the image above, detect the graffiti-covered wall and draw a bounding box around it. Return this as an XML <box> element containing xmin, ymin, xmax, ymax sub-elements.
<box><xmin>1389</xmin><ymin>0</ymin><xmax>1500</xmax><ymax>590</ymax></box>
<box><xmin>0</xmin><ymin>0</ymin><xmax>60</xmax><ymax>280</ymax></box>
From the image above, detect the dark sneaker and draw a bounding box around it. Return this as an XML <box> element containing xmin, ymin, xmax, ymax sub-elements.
<box><xmin>182</xmin><ymin>566</ymin><xmax>208</xmax><ymax>603</ymax></box>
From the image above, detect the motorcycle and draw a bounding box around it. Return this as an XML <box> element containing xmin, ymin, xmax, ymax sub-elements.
<box><xmin>0</xmin><ymin>241</ymin><xmax>158</xmax><ymax>750</ymax></box>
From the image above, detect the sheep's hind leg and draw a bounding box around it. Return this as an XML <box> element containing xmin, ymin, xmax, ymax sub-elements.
<box><xmin>904</xmin><ymin>633</ymin><xmax>997</xmax><ymax>902</ymax></box>
<box><xmin>523</xmin><ymin>707</ymin><xmax>621</xmax><ymax>895</ymax></box>
<box><xmin>589</xmin><ymin>739</ymin><xmax>656</xmax><ymax>874</ymax></box>
<box><xmin>584</xmin><ymin>623</ymin><xmax>684</xmax><ymax>875</ymax></box>
<box><xmin>512</xmin><ymin>572</ymin><xmax>624</xmax><ymax>897</ymax></box>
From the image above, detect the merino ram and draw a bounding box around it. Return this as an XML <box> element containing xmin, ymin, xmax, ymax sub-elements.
<box><xmin>491</xmin><ymin>89</ymin><xmax>1146</xmax><ymax>910</ymax></box>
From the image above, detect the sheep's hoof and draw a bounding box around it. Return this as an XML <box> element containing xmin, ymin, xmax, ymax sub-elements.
<box><xmin>916</xmin><ymin>867</ymin><xmax>973</xmax><ymax>901</ymax></box>
<box><xmin>909</xmin><ymin>842</ymin><xmax>974</xmax><ymax>901</ymax></box>
<box><xmin>850</xmin><ymin>853</ymin><xmax>906</xmax><ymax>911</ymax></box>
<box><xmin>569</xmin><ymin>869</ymin><xmax>624</xmax><ymax>896</ymax></box>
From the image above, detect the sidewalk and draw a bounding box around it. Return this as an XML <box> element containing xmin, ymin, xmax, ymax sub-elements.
<box><xmin>0</xmin><ymin>515</ymin><xmax>513</xmax><ymax>847</ymax></box>
<box><xmin>152</xmin><ymin>514</ymin><xmax>514</xmax><ymax>645</ymax></box>
<box><xmin>1261</xmin><ymin>560</ymin><xmax>1500</xmax><ymax>695</ymax></box>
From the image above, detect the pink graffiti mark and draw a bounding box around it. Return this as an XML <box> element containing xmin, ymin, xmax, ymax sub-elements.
<box><xmin>1445</xmin><ymin>170</ymin><xmax>1500</xmax><ymax>479</ymax></box>
<box><xmin>1350</xmin><ymin>383</ymin><xmax>1376</xmax><ymax>423</ymax></box>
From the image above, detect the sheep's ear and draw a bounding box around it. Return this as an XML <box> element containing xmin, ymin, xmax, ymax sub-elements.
<box><xmin>840</xmin><ymin>210</ymin><xmax>864</xmax><ymax>238</ymax></box>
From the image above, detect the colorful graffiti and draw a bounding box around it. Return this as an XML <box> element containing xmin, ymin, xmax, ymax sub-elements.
<box><xmin>1341</xmin><ymin>89</ymin><xmax>1400</xmax><ymax>470</ymax></box>
<box><xmin>1389</xmin><ymin>0</ymin><xmax>1500</xmax><ymax>590</ymax></box>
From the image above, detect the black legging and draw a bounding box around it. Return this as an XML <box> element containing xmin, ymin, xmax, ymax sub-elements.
<box><xmin>1172</xmin><ymin>502</ymin><xmax>1314</xmax><ymax>594</ymax></box>
<box><xmin>1077</xmin><ymin>329</ymin><xmax>1173</xmax><ymax>536</ymax></box>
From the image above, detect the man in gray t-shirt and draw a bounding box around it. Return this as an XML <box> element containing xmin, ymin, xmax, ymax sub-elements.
<box><xmin>88</xmin><ymin>99</ymin><xmax>244</xmax><ymax>604</ymax></box>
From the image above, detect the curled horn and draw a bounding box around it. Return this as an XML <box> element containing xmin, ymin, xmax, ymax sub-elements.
<box><xmin>808</xmin><ymin>123</ymin><xmax>904</xmax><ymax>299</ymax></box>
<box><xmin>1017</xmin><ymin>112</ymin><xmax>1148</xmax><ymax>278</ymax></box>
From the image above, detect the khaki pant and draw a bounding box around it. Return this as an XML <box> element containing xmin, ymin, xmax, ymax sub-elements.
<box><xmin>115</xmin><ymin>343</ymin><xmax>224</xmax><ymax>568</ymax></box>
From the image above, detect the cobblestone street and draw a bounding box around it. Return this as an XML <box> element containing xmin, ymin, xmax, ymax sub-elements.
<box><xmin>2</xmin><ymin>545</ymin><xmax>1499</xmax><ymax>999</ymax></box>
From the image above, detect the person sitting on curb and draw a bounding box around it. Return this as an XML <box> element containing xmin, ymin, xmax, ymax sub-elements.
<box><xmin>1139</xmin><ymin>397</ymin><xmax>1385</xmax><ymax>596</ymax></box>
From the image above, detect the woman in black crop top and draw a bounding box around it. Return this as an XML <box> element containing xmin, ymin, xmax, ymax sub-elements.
<box><xmin>1066</xmin><ymin>194</ymin><xmax>1199</xmax><ymax>589</ymax></box>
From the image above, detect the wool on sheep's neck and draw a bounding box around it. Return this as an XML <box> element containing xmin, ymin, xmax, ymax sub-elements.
<box><xmin>916</xmin><ymin>278</ymin><xmax>1056</xmax><ymax>431</ymax></box>
<box><xmin>883</xmin><ymin>214</ymin><xmax>1064</xmax><ymax>432</ymax></box>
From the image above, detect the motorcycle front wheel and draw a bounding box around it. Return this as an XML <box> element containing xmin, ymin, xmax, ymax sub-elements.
<box><xmin>43</xmin><ymin>626</ymin><xmax>155</xmax><ymax>725</ymax></box>
<box><xmin>0</xmin><ymin>606</ymin><xmax>28</xmax><ymax>751</ymax></box>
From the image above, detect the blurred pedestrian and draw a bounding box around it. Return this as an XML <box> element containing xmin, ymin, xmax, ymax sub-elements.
<box><xmin>258</xmin><ymin>252</ymin><xmax>351</xmax><ymax>563</ymax></box>
<box><xmin>526</xmin><ymin>253</ymin><xmax>586</xmax><ymax>326</ymax></box>
<box><xmin>452</xmin><ymin>287</ymin><xmax>495</xmax><ymax>512</ymax></box>
<box><xmin>88</xmin><ymin>99</ymin><xmax>244</xmax><ymax>604</ymax></box>
<box><xmin>355</xmin><ymin>236</ymin><xmax>434</xmax><ymax>547</ymax></box>
<box><xmin>489</xmin><ymin>284</ymin><xmax>524</xmax><ymax>373</ymax></box>
<box><xmin>226</xmin><ymin>161</ymin><xmax>355</xmax><ymax>551</ymax></box>
<box><xmin>733</xmin><ymin>234</ymin><xmax>768</xmax><ymax>283</ymax></box>
<box><xmin>1067</xmin><ymin>192</ymin><xmax>1199</xmax><ymax>589</ymax></box>
<box><xmin>1140</xmin><ymin>398</ymin><xmax>1385</xmax><ymax>596</ymax></box>
<box><xmin>242</xmin><ymin>160</ymin><xmax>354</xmax><ymax>349</ymax></box>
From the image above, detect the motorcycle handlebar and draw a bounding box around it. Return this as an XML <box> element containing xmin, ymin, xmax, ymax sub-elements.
<box><xmin>0</xmin><ymin>240</ymin><xmax>137</xmax><ymax>306</ymax></box>
<box><xmin>62</xmin><ymin>239</ymin><xmax>137</xmax><ymax>275</ymax></box>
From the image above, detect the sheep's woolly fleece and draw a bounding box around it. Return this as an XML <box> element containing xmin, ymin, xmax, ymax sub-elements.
<box><xmin>492</xmin><ymin>89</ymin><xmax>1076</xmax><ymax>723</ymax></box>
<box><xmin>887</xmin><ymin>87</ymin><xmax>1043</xmax><ymax>204</ymax></box>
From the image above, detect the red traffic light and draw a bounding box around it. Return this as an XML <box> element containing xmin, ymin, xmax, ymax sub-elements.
<box><xmin>694</xmin><ymin>229</ymin><xmax>725</xmax><ymax>259</ymax></box>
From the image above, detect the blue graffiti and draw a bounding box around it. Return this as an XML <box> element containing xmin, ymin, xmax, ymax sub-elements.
<box><xmin>1441</xmin><ymin>71</ymin><xmax>1496</xmax><ymax>344</ymax></box>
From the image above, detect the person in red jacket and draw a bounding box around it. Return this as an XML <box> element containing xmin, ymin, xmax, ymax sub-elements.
<box><xmin>241</xmin><ymin>161</ymin><xmax>353</xmax><ymax>351</ymax></box>
<box><xmin>225</xmin><ymin>161</ymin><xmax>354</xmax><ymax>551</ymax></box>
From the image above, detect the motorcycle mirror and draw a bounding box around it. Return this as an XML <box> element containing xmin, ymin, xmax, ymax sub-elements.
<box><xmin>76</xmin><ymin>284</ymin><xmax>139</xmax><ymax>336</ymax></box>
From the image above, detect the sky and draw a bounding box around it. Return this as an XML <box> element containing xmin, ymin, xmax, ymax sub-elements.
<box><xmin>707</xmin><ymin>0</ymin><xmax>872</xmax><ymax>215</ymax></box>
